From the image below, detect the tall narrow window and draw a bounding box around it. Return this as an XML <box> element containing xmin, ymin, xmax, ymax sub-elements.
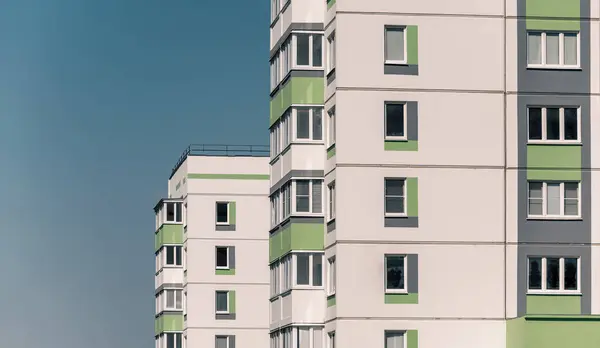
<box><xmin>216</xmin><ymin>202</ymin><xmax>229</xmax><ymax>224</ymax></box>
<box><xmin>216</xmin><ymin>247</ymin><xmax>230</xmax><ymax>269</ymax></box>
<box><xmin>328</xmin><ymin>257</ymin><xmax>336</xmax><ymax>295</ymax></box>
<box><xmin>385</xmin><ymin>255</ymin><xmax>406</xmax><ymax>292</ymax></box>
<box><xmin>215</xmin><ymin>291</ymin><xmax>229</xmax><ymax>313</ymax></box>
<box><xmin>385</xmin><ymin>27</ymin><xmax>406</xmax><ymax>64</ymax></box>
<box><xmin>385</xmin><ymin>179</ymin><xmax>406</xmax><ymax>215</ymax></box>
<box><xmin>327</xmin><ymin>108</ymin><xmax>336</xmax><ymax>147</ymax></box>
<box><xmin>327</xmin><ymin>33</ymin><xmax>336</xmax><ymax>72</ymax></box>
<box><xmin>293</xmin><ymin>179</ymin><xmax>323</xmax><ymax>214</ymax></box>
<box><xmin>385</xmin><ymin>103</ymin><xmax>406</xmax><ymax>140</ymax></box>
<box><xmin>328</xmin><ymin>182</ymin><xmax>336</xmax><ymax>221</ymax></box>
<box><xmin>165</xmin><ymin>202</ymin><xmax>183</xmax><ymax>223</ymax></box>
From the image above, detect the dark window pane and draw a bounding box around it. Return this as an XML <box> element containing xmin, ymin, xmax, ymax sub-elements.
<box><xmin>297</xmin><ymin>109</ymin><xmax>310</xmax><ymax>139</ymax></box>
<box><xmin>297</xmin><ymin>254</ymin><xmax>310</xmax><ymax>285</ymax></box>
<box><xmin>564</xmin><ymin>108</ymin><xmax>578</xmax><ymax>140</ymax></box>
<box><xmin>564</xmin><ymin>258</ymin><xmax>578</xmax><ymax>290</ymax></box>
<box><xmin>547</xmin><ymin>258</ymin><xmax>560</xmax><ymax>290</ymax></box>
<box><xmin>528</xmin><ymin>108</ymin><xmax>542</xmax><ymax>140</ymax></box>
<box><xmin>175</xmin><ymin>203</ymin><xmax>182</xmax><ymax>222</ymax></box>
<box><xmin>175</xmin><ymin>246</ymin><xmax>182</xmax><ymax>266</ymax></box>
<box><xmin>216</xmin><ymin>203</ymin><xmax>228</xmax><ymax>223</ymax></box>
<box><xmin>216</xmin><ymin>247</ymin><xmax>228</xmax><ymax>267</ymax></box>
<box><xmin>216</xmin><ymin>292</ymin><xmax>228</xmax><ymax>312</ymax></box>
<box><xmin>312</xmin><ymin>35</ymin><xmax>322</xmax><ymax>67</ymax></box>
<box><xmin>313</xmin><ymin>109</ymin><xmax>323</xmax><ymax>140</ymax></box>
<box><xmin>297</xmin><ymin>34</ymin><xmax>309</xmax><ymax>65</ymax></box>
<box><xmin>386</xmin><ymin>104</ymin><xmax>405</xmax><ymax>137</ymax></box>
<box><xmin>386</xmin><ymin>256</ymin><xmax>405</xmax><ymax>290</ymax></box>
<box><xmin>166</xmin><ymin>203</ymin><xmax>175</xmax><ymax>221</ymax></box>
<box><xmin>176</xmin><ymin>334</ymin><xmax>182</xmax><ymax>348</ymax></box>
<box><xmin>385</xmin><ymin>197</ymin><xmax>405</xmax><ymax>214</ymax></box>
<box><xmin>385</xmin><ymin>179</ymin><xmax>405</xmax><ymax>196</ymax></box>
<box><xmin>166</xmin><ymin>246</ymin><xmax>175</xmax><ymax>265</ymax></box>
<box><xmin>167</xmin><ymin>333</ymin><xmax>175</xmax><ymax>348</ymax></box>
<box><xmin>546</xmin><ymin>108</ymin><xmax>560</xmax><ymax>140</ymax></box>
<box><xmin>313</xmin><ymin>254</ymin><xmax>323</xmax><ymax>286</ymax></box>
<box><xmin>528</xmin><ymin>257</ymin><xmax>542</xmax><ymax>290</ymax></box>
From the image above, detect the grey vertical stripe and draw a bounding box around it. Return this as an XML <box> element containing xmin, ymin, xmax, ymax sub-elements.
<box><xmin>229</xmin><ymin>335</ymin><xmax>236</xmax><ymax>348</ymax></box>
<box><xmin>229</xmin><ymin>246</ymin><xmax>236</xmax><ymax>269</ymax></box>
<box><xmin>407</xmin><ymin>254</ymin><xmax>419</xmax><ymax>293</ymax></box>
<box><xmin>407</xmin><ymin>101</ymin><xmax>418</xmax><ymax>141</ymax></box>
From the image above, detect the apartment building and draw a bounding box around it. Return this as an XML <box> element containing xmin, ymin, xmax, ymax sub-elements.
<box><xmin>154</xmin><ymin>145</ymin><xmax>271</xmax><ymax>348</ymax></box>
<box><xmin>268</xmin><ymin>0</ymin><xmax>600</xmax><ymax>347</ymax></box>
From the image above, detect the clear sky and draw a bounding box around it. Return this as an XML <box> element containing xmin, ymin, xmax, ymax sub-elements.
<box><xmin>0</xmin><ymin>1</ymin><xmax>268</xmax><ymax>347</ymax></box>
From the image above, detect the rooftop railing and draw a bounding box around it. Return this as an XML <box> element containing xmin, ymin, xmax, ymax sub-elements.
<box><xmin>171</xmin><ymin>144</ymin><xmax>269</xmax><ymax>177</ymax></box>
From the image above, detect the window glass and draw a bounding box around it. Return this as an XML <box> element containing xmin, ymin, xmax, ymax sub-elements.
<box><xmin>216</xmin><ymin>247</ymin><xmax>228</xmax><ymax>268</ymax></box>
<box><xmin>313</xmin><ymin>36</ymin><xmax>322</xmax><ymax>67</ymax></box>
<box><xmin>564</xmin><ymin>258</ymin><xmax>578</xmax><ymax>290</ymax></box>
<box><xmin>564</xmin><ymin>182</ymin><xmax>579</xmax><ymax>216</ymax></box>
<box><xmin>175</xmin><ymin>246</ymin><xmax>182</xmax><ymax>266</ymax></box>
<box><xmin>546</xmin><ymin>183</ymin><xmax>560</xmax><ymax>215</ymax></box>
<box><xmin>167</xmin><ymin>290</ymin><xmax>175</xmax><ymax>308</ymax></box>
<box><xmin>546</xmin><ymin>108</ymin><xmax>560</xmax><ymax>140</ymax></box>
<box><xmin>297</xmin><ymin>34</ymin><xmax>310</xmax><ymax>66</ymax></box>
<box><xmin>313</xmin><ymin>254</ymin><xmax>323</xmax><ymax>286</ymax></box>
<box><xmin>386</xmin><ymin>256</ymin><xmax>405</xmax><ymax>290</ymax></box>
<box><xmin>166</xmin><ymin>246</ymin><xmax>175</xmax><ymax>265</ymax></box>
<box><xmin>385</xmin><ymin>179</ymin><xmax>405</xmax><ymax>214</ymax></box>
<box><xmin>546</xmin><ymin>258</ymin><xmax>560</xmax><ymax>290</ymax></box>
<box><xmin>297</xmin><ymin>109</ymin><xmax>310</xmax><ymax>139</ymax></box>
<box><xmin>385</xmin><ymin>28</ymin><xmax>405</xmax><ymax>62</ymax></box>
<box><xmin>528</xmin><ymin>108</ymin><xmax>542</xmax><ymax>140</ymax></box>
<box><xmin>385</xmin><ymin>332</ymin><xmax>405</xmax><ymax>348</ymax></box>
<box><xmin>313</xmin><ymin>328</ymin><xmax>323</xmax><ymax>348</ymax></box>
<box><xmin>564</xmin><ymin>108</ymin><xmax>578</xmax><ymax>140</ymax></box>
<box><xmin>313</xmin><ymin>108</ymin><xmax>323</xmax><ymax>141</ymax></box>
<box><xmin>216</xmin><ymin>202</ymin><xmax>229</xmax><ymax>223</ymax></box>
<box><xmin>527</xmin><ymin>32</ymin><xmax>542</xmax><ymax>64</ymax></box>
<box><xmin>298</xmin><ymin>328</ymin><xmax>310</xmax><ymax>348</ymax></box>
<box><xmin>175</xmin><ymin>202</ymin><xmax>182</xmax><ymax>222</ymax></box>
<box><xmin>216</xmin><ymin>337</ymin><xmax>228</xmax><ymax>348</ymax></box>
<box><xmin>296</xmin><ymin>180</ymin><xmax>310</xmax><ymax>212</ymax></box>
<box><xmin>297</xmin><ymin>254</ymin><xmax>310</xmax><ymax>285</ymax></box>
<box><xmin>386</xmin><ymin>104</ymin><xmax>405</xmax><ymax>138</ymax></box>
<box><xmin>528</xmin><ymin>257</ymin><xmax>542</xmax><ymax>290</ymax></box>
<box><xmin>166</xmin><ymin>203</ymin><xmax>176</xmax><ymax>222</ymax></box>
<box><xmin>564</xmin><ymin>33</ymin><xmax>578</xmax><ymax>65</ymax></box>
<box><xmin>216</xmin><ymin>291</ymin><xmax>228</xmax><ymax>312</ymax></box>
<box><xmin>546</xmin><ymin>33</ymin><xmax>560</xmax><ymax>65</ymax></box>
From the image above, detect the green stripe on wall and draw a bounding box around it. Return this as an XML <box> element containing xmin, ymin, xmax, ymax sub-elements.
<box><xmin>270</xmin><ymin>77</ymin><xmax>325</xmax><ymax>126</ymax></box>
<box><xmin>155</xmin><ymin>313</ymin><xmax>183</xmax><ymax>335</ymax></box>
<box><xmin>229</xmin><ymin>202</ymin><xmax>237</xmax><ymax>224</ymax></box>
<box><xmin>216</xmin><ymin>269</ymin><xmax>236</xmax><ymax>275</ymax></box>
<box><xmin>506</xmin><ymin>317</ymin><xmax>600</xmax><ymax>348</ymax></box>
<box><xmin>385</xmin><ymin>141</ymin><xmax>418</xmax><ymax>151</ymax></box>
<box><xmin>188</xmin><ymin>173</ymin><xmax>269</xmax><ymax>180</ymax></box>
<box><xmin>155</xmin><ymin>224</ymin><xmax>184</xmax><ymax>251</ymax></box>
<box><xmin>407</xmin><ymin>26</ymin><xmax>419</xmax><ymax>65</ymax></box>
<box><xmin>327</xmin><ymin>145</ymin><xmax>336</xmax><ymax>159</ymax></box>
<box><xmin>527</xmin><ymin>144</ymin><xmax>581</xmax><ymax>180</ymax></box>
<box><xmin>229</xmin><ymin>291</ymin><xmax>236</xmax><ymax>313</ymax></box>
<box><xmin>527</xmin><ymin>294</ymin><xmax>581</xmax><ymax>315</ymax></box>
<box><xmin>526</xmin><ymin>0</ymin><xmax>580</xmax><ymax>30</ymax></box>
<box><xmin>407</xmin><ymin>330</ymin><xmax>418</xmax><ymax>348</ymax></box>
<box><xmin>269</xmin><ymin>222</ymin><xmax>324</xmax><ymax>262</ymax></box>
<box><xmin>327</xmin><ymin>294</ymin><xmax>336</xmax><ymax>307</ymax></box>
<box><xmin>407</xmin><ymin>178</ymin><xmax>418</xmax><ymax>217</ymax></box>
<box><xmin>385</xmin><ymin>293</ymin><xmax>418</xmax><ymax>304</ymax></box>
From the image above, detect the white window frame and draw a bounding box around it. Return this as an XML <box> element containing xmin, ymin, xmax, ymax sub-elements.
<box><xmin>384</xmin><ymin>27</ymin><xmax>407</xmax><ymax>65</ymax></box>
<box><xmin>292</xmin><ymin>32</ymin><xmax>324</xmax><ymax>69</ymax></box>
<box><xmin>282</xmin><ymin>110</ymin><xmax>292</xmax><ymax>149</ymax></box>
<box><xmin>215</xmin><ymin>246</ymin><xmax>230</xmax><ymax>270</ymax></box>
<box><xmin>281</xmin><ymin>254</ymin><xmax>292</xmax><ymax>292</ymax></box>
<box><xmin>527</xmin><ymin>31</ymin><xmax>580</xmax><ymax>69</ymax></box>
<box><xmin>215</xmin><ymin>202</ymin><xmax>230</xmax><ymax>225</ymax></box>
<box><xmin>327</xmin><ymin>32</ymin><xmax>336</xmax><ymax>73</ymax></box>
<box><xmin>293</xmin><ymin>326</ymin><xmax>324</xmax><ymax>348</ymax></box>
<box><xmin>216</xmin><ymin>336</ymin><xmax>233</xmax><ymax>348</ymax></box>
<box><xmin>384</xmin><ymin>178</ymin><xmax>407</xmax><ymax>217</ymax></box>
<box><xmin>328</xmin><ymin>332</ymin><xmax>335</xmax><ymax>348</ymax></box>
<box><xmin>292</xmin><ymin>179</ymin><xmax>323</xmax><ymax>215</ymax></box>
<box><xmin>385</xmin><ymin>255</ymin><xmax>407</xmax><ymax>294</ymax></box>
<box><xmin>327</xmin><ymin>257</ymin><xmax>336</xmax><ymax>296</ymax></box>
<box><xmin>384</xmin><ymin>331</ymin><xmax>407</xmax><ymax>348</ymax></box>
<box><xmin>527</xmin><ymin>106</ymin><xmax>581</xmax><ymax>143</ymax></box>
<box><xmin>527</xmin><ymin>256</ymin><xmax>581</xmax><ymax>294</ymax></box>
<box><xmin>294</xmin><ymin>107</ymin><xmax>324</xmax><ymax>142</ymax></box>
<box><xmin>281</xmin><ymin>182</ymin><xmax>292</xmax><ymax>219</ymax></box>
<box><xmin>163</xmin><ymin>289</ymin><xmax>183</xmax><ymax>311</ymax></box>
<box><xmin>270</xmin><ymin>261</ymin><xmax>280</xmax><ymax>297</ymax></box>
<box><xmin>161</xmin><ymin>333</ymin><xmax>183</xmax><ymax>348</ymax></box>
<box><xmin>164</xmin><ymin>245</ymin><xmax>183</xmax><ymax>267</ymax></box>
<box><xmin>385</xmin><ymin>103</ymin><xmax>408</xmax><ymax>141</ymax></box>
<box><xmin>215</xmin><ymin>291</ymin><xmax>230</xmax><ymax>314</ymax></box>
<box><xmin>328</xmin><ymin>182</ymin><xmax>336</xmax><ymax>221</ymax></box>
<box><xmin>527</xmin><ymin>181</ymin><xmax>581</xmax><ymax>219</ymax></box>
<box><xmin>164</xmin><ymin>202</ymin><xmax>183</xmax><ymax>224</ymax></box>
<box><xmin>327</xmin><ymin>108</ymin><xmax>336</xmax><ymax>148</ymax></box>
<box><xmin>293</xmin><ymin>252</ymin><xmax>324</xmax><ymax>287</ymax></box>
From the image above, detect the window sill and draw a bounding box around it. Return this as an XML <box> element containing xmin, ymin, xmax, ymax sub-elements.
<box><xmin>216</xmin><ymin>267</ymin><xmax>231</xmax><ymax>270</ymax></box>
<box><xmin>385</xmin><ymin>137</ymin><xmax>408</xmax><ymax>142</ymax></box>
<box><xmin>526</xmin><ymin>65</ymin><xmax>582</xmax><ymax>71</ymax></box>
<box><xmin>527</xmin><ymin>216</ymin><xmax>582</xmax><ymax>221</ymax></box>
<box><xmin>527</xmin><ymin>291</ymin><xmax>582</xmax><ymax>296</ymax></box>
<box><xmin>527</xmin><ymin>141</ymin><xmax>582</xmax><ymax>146</ymax></box>
<box><xmin>293</xmin><ymin>285</ymin><xmax>325</xmax><ymax>291</ymax></box>
<box><xmin>216</xmin><ymin>222</ymin><xmax>230</xmax><ymax>226</ymax></box>
<box><xmin>385</xmin><ymin>213</ymin><xmax>408</xmax><ymax>218</ymax></box>
<box><xmin>385</xmin><ymin>61</ymin><xmax>408</xmax><ymax>66</ymax></box>
<box><xmin>163</xmin><ymin>265</ymin><xmax>184</xmax><ymax>269</ymax></box>
<box><xmin>385</xmin><ymin>290</ymin><xmax>408</xmax><ymax>295</ymax></box>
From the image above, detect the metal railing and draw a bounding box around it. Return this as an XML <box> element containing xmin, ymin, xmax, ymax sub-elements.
<box><xmin>171</xmin><ymin>144</ymin><xmax>269</xmax><ymax>176</ymax></box>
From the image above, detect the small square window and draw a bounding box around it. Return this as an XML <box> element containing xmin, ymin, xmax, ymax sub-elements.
<box><xmin>216</xmin><ymin>202</ymin><xmax>229</xmax><ymax>224</ymax></box>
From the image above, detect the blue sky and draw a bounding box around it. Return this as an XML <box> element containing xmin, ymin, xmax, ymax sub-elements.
<box><xmin>0</xmin><ymin>1</ymin><xmax>268</xmax><ymax>346</ymax></box>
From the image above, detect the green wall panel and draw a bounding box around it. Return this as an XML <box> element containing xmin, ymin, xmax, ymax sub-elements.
<box><xmin>216</xmin><ymin>269</ymin><xmax>236</xmax><ymax>275</ymax></box>
<box><xmin>407</xmin><ymin>26</ymin><xmax>419</xmax><ymax>65</ymax></box>
<box><xmin>229</xmin><ymin>202</ymin><xmax>237</xmax><ymax>225</ymax></box>
<box><xmin>526</xmin><ymin>0</ymin><xmax>580</xmax><ymax>30</ymax></box>
<box><xmin>526</xmin><ymin>295</ymin><xmax>581</xmax><ymax>315</ymax></box>
<box><xmin>407</xmin><ymin>178</ymin><xmax>419</xmax><ymax>217</ymax></box>
<box><xmin>155</xmin><ymin>224</ymin><xmax>184</xmax><ymax>252</ymax></box>
<box><xmin>507</xmin><ymin>317</ymin><xmax>600</xmax><ymax>348</ymax></box>
<box><xmin>269</xmin><ymin>222</ymin><xmax>324</xmax><ymax>261</ymax></box>
<box><xmin>270</xmin><ymin>77</ymin><xmax>325</xmax><ymax>126</ymax></box>
<box><xmin>327</xmin><ymin>294</ymin><xmax>336</xmax><ymax>307</ymax></box>
<box><xmin>527</xmin><ymin>144</ymin><xmax>581</xmax><ymax>181</ymax></box>
<box><xmin>155</xmin><ymin>313</ymin><xmax>184</xmax><ymax>335</ymax></box>
<box><xmin>385</xmin><ymin>141</ymin><xmax>418</xmax><ymax>152</ymax></box>
<box><xmin>407</xmin><ymin>330</ymin><xmax>418</xmax><ymax>348</ymax></box>
<box><xmin>384</xmin><ymin>293</ymin><xmax>418</xmax><ymax>304</ymax></box>
<box><xmin>327</xmin><ymin>145</ymin><xmax>336</xmax><ymax>159</ymax></box>
<box><xmin>229</xmin><ymin>291</ymin><xmax>236</xmax><ymax>313</ymax></box>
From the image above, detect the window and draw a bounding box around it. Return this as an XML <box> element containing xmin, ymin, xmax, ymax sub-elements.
<box><xmin>527</xmin><ymin>31</ymin><xmax>579</xmax><ymax>68</ymax></box>
<box><xmin>385</xmin><ymin>103</ymin><xmax>407</xmax><ymax>140</ymax></box>
<box><xmin>528</xmin><ymin>257</ymin><xmax>579</xmax><ymax>293</ymax></box>
<box><xmin>271</xmin><ymin>332</ymin><xmax>281</xmax><ymax>348</ymax></box>
<box><xmin>281</xmin><ymin>255</ymin><xmax>292</xmax><ymax>292</ymax></box>
<box><xmin>216</xmin><ymin>246</ymin><xmax>230</xmax><ymax>269</ymax></box>
<box><xmin>282</xmin><ymin>110</ymin><xmax>292</xmax><ymax>148</ymax></box>
<box><xmin>165</xmin><ymin>246</ymin><xmax>183</xmax><ymax>267</ymax></box>
<box><xmin>294</xmin><ymin>179</ymin><xmax>323</xmax><ymax>214</ymax></box>
<box><xmin>327</xmin><ymin>33</ymin><xmax>336</xmax><ymax>72</ymax></box>
<box><xmin>216</xmin><ymin>202</ymin><xmax>229</xmax><ymax>224</ymax></box>
<box><xmin>164</xmin><ymin>289</ymin><xmax>183</xmax><ymax>310</ymax></box>
<box><xmin>282</xmin><ymin>182</ymin><xmax>292</xmax><ymax>219</ymax></box>
<box><xmin>270</xmin><ymin>53</ymin><xmax>279</xmax><ymax>91</ymax></box>
<box><xmin>294</xmin><ymin>327</ymin><xmax>323</xmax><ymax>348</ymax></box>
<box><xmin>385</xmin><ymin>331</ymin><xmax>406</xmax><ymax>348</ymax></box>
<box><xmin>528</xmin><ymin>181</ymin><xmax>580</xmax><ymax>218</ymax></box>
<box><xmin>161</xmin><ymin>333</ymin><xmax>183</xmax><ymax>348</ymax></box>
<box><xmin>282</xmin><ymin>328</ymin><xmax>292</xmax><ymax>348</ymax></box>
<box><xmin>328</xmin><ymin>332</ymin><xmax>335</xmax><ymax>348</ymax></box>
<box><xmin>528</xmin><ymin>107</ymin><xmax>580</xmax><ymax>142</ymax></box>
<box><xmin>216</xmin><ymin>336</ymin><xmax>233</xmax><ymax>348</ymax></box>
<box><xmin>385</xmin><ymin>255</ymin><xmax>406</xmax><ymax>293</ymax></box>
<box><xmin>295</xmin><ymin>253</ymin><xmax>323</xmax><ymax>286</ymax></box>
<box><xmin>165</xmin><ymin>202</ymin><xmax>183</xmax><ymax>223</ymax></box>
<box><xmin>385</xmin><ymin>27</ymin><xmax>406</xmax><ymax>64</ymax></box>
<box><xmin>296</xmin><ymin>107</ymin><xmax>323</xmax><ymax>141</ymax></box>
<box><xmin>271</xmin><ymin>191</ymin><xmax>281</xmax><ymax>228</ymax></box>
<box><xmin>294</xmin><ymin>33</ymin><xmax>323</xmax><ymax>68</ymax></box>
<box><xmin>270</xmin><ymin>262</ymin><xmax>280</xmax><ymax>297</ymax></box>
<box><xmin>215</xmin><ymin>291</ymin><xmax>229</xmax><ymax>313</ymax></box>
<box><xmin>385</xmin><ymin>179</ymin><xmax>406</xmax><ymax>216</ymax></box>
<box><xmin>328</xmin><ymin>182</ymin><xmax>336</xmax><ymax>221</ymax></box>
<box><xmin>327</xmin><ymin>257</ymin><xmax>336</xmax><ymax>295</ymax></box>
<box><xmin>282</xmin><ymin>39</ymin><xmax>291</xmax><ymax>78</ymax></box>
<box><xmin>327</xmin><ymin>108</ymin><xmax>336</xmax><ymax>147</ymax></box>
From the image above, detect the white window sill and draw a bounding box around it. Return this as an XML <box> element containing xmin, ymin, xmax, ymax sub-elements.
<box><xmin>385</xmin><ymin>289</ymin><xmax>408</xmax><ymax>294</ymax></box>
<box><xmin>164</xmin><ymin>308</ymin><xmax>184</xmax><ymax>312</ymax></box>
<box><xmin>294</xmin><ymin>139</ymin><xmax>325</xmax><ymax>144</ymax></box>
<box><xmin>527</xmin><ymin>216</ymin><xmax>582</xmax><ymax>221</ymax></box>
<box><xmin>163</xmin><ymin>265</ymin><xmax>183</xmax><ymax>269</ymax></box>
<box><xmin>527</xmin><ymin>140</ymin><xmax>582</xmax><ymax>145</ymax></box>
<box><xmin>385</xmin><ymin>60</ymin><xmax>408</xmax><ymax>66</ymax></box>
<box><xmin>293</xmin><ymin>285</ymin><xmax>325</xmax><ymax>290</ymax></box>
<box><xmin>527</xmin><ymin>291</ymin><xmax>581</xmax><ymax>296</ymax></box>
<box><xmin>292</xmin><ymin>65</ymin><xmax>325</xmax><ymax>71</ymax></box>
<box><xmin>385</xmin><ymin>137</ymin><xmax>408</xmax><ymax>142</ymax></box>
<box><xmin>385</xmin><ymin>213</ymin><xmax>408</xmax><ymax>218</ymax></box>
<box><xmin>292</xmin><ymin>212</ymin><xmax>324</xmax><ymax>217</ymax></box>
<box><xmin>216</xmin><ymin>267</ymin><xmax>231</xmax><ymax>270</ymax></box>
<box><xmin>216</xmin><ymin>222</ymin><xmax>230</xmax><ymax>226</ymax></box>
<box><xmin>216</xmin><ymin>311</ymin><xmax>231</xmax><ymax>314</ymax></box>
<box><xmin>527</xmin><ymin>64</ymin><xmax>581</xmax><ymax>71</ymax></box>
